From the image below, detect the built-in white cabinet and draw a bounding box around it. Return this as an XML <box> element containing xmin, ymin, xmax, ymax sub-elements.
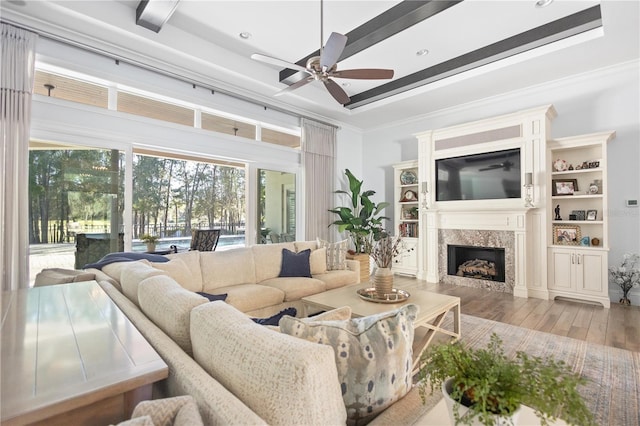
<box><xmin>548</xmin><ymin>248</ymin><xmax>609</xmax><ymax>307</ymax></box>
<box><xmin>393</xmin><ymin>161</ymin><xmax>419</xmax><ymax>276</ymax></box>
<box><xmin>547</xmin><ymin>131</ymin><xmax>614</xmax><ymax>308</ymax></box>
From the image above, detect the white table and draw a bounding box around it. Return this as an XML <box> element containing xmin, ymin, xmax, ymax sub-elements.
<box><xmin>1</xmin><ymin>281</ymin><xmax>168</xmax><ymax>425</ymax></box>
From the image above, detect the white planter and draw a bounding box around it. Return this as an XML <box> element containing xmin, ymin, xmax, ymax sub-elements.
<box><xmin>442</xmin><ymin>378</ymin><xmax>521</xmax><ymax>426</ymax></box>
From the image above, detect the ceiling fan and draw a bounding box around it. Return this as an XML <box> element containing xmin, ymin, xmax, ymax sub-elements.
<box><xmin>250</xmin><ymin>0</ymin><xmax>394</xmax><ymax>105</ymax></box>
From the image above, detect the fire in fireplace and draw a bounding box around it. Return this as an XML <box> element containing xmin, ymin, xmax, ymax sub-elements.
<box><xmin>447</xmin><ymin>245</ymin><xmax>506</xmax><ymax>282</ymax></box>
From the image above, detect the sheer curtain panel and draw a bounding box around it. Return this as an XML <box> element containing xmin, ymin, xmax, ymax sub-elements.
<box><xmin>1</xmin><ymin>24</ymin><xmax>37</xmax><ymax>290</ymax></box>
<box><xmin>301</xmin><ymin>118</ymin><xmax>337</xmax><ymax>242</ymax></box>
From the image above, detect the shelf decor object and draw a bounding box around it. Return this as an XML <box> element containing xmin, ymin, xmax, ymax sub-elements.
<box><xmin>552</xmin><ymin>224</ymin><xmax>581</xmax><ymax>245</ymax></box>
<box><xmin>400</xmin><ymin>170</ymin><xmax>417</xmax><ymax>185</ymax></box>
<box><xmin>523</xmin><ymin>172</ymin><xmax>534</xmax><ymax>207</ymax></box>
<box><xmin>552</xmin><ymin>179</ymin><xmax>578</xmax><ymax>196</ymax></box>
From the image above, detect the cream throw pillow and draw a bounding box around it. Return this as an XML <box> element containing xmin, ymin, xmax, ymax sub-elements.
<box><xmin>317</xmin><ymin>238</ymin><xmax>348</xmax><ymax>270</ymax></box>
<box><xmin>280</xmin><ymin>304</ymin><xmax>418</xmax><ymax>421</ymax></box>
<box><xmin>309</xmin><ymin>247</ymin><xmax>327</xmax><ymax>275</ymax></box>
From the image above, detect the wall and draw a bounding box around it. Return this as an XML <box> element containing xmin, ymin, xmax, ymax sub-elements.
<box><xmin>362</xmin><ymin>60</ymin><xmax>640</xmax><ymax>302</ymax></box>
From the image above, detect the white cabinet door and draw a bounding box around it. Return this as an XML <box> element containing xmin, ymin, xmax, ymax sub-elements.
<box><xmin>393</xmin><ymin>237</ymin><xmax>418</xmax><ymax>275</ymax></box>
<box><xmin>549</xmin><ymin>248</ymin><xmax>575</xmax><ymax>291</ymax></box>
<box><xmin>576</xmin><ymin>250</ymin><xmax>606</xmax><ymax>295</ymax></box>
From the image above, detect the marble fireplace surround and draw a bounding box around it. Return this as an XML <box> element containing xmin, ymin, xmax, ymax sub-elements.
<box><xmin>439</xmin><ymin>228</ymin><xmax>515</xmax><ymax>293</ymax></box>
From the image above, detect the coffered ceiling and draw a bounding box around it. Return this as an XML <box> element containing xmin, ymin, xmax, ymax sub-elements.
<box><xmin>1</xmin><ymin>0</ymin><xmax>638</xmax><ymax>130</ymax></box>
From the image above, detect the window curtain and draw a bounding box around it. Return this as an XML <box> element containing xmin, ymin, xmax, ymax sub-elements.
<box><xmin>301</xmin><ymin>118</ymin><xmax>337</xmax><ymax>242</ymax></box>
<box><xmin>1</xmin><ymin>24</ymin><xmax>38</xmax><ymax>291</ymax></box>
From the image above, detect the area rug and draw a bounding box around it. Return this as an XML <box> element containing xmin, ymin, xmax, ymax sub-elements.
<box><xmin>372</xmin><ymin>313</ymin><xmax>640</xmax><ymax>425</ymax></box>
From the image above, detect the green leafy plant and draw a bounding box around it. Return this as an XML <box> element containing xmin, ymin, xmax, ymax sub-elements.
<box><xmin>418</xmin><ymin>333</ymin><xmax>595</xmax><ymax>426</ymax></box>
<box><xmin>329</xmin><ymin>169</ymin><xmax>390</xmax><ymax>254</ymax></box>
<box><xmin>140</xmin><ymin>233</ymin><xmax>160</xmax><ymax>244</ymax></box>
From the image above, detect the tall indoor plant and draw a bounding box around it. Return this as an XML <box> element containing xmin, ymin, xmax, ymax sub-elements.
<box><xmin>329</xmin><ymin>169</ymin><xmax>390</xmax><ymax>254</ymax></box>
<box><xmin>418</xmin><ymin>333</ymin><xmax>595</xmax><ymax>426</ymax></box>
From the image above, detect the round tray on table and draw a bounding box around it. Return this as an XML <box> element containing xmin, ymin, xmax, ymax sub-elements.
<box><xmin>356</xmin><ymin>288</ymin><xmax>410</xmax><ymax>304</ymax></box>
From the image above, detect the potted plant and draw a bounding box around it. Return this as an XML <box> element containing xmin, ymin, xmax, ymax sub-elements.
<box><xmin>140</xmin><ymin>233</ymin><xmax>160</xmax><ymax>252</ymax></box>
<box><xmin>418</xmin><ymin>333</ymin><xmax>595</xmax><ymax>426</ymax></box>
<box><xmin>329</xmin><ymin>169</ymin><xmax>390</xmax><ymax>254</ymax></box>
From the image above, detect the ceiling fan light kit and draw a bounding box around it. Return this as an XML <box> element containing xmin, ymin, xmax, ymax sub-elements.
<box><xmin>250</xmin><ymin>0</ymin><xmax>394</xmax><ymax>105</ymax></box>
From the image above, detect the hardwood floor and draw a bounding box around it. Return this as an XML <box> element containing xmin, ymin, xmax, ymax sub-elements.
<box><xmin>394</xmin><ymin>275</ymin><xmax>640</xmax><ymax>352</ymax></box>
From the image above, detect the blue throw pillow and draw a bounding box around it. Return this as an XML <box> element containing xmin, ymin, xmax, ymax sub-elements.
<box><xmin>252</xmin><ymin>307</ymin><xmax>297</xmax><ymax>326</ymax></box>
<box><xmin>196</xmin><ymin>291</ymin><xmax>228</xmax><ymax>302</ymax></box>
<box><xmin>279</xmin><ymin>248</ymin><xmax>311</xmax><ymax>278</ymax></box>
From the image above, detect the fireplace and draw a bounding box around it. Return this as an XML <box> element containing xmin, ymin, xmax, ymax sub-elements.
<box><xmin>447</xmin><ymin>245</ymin><xmax>506</xmax><ymax>283</ymax></box>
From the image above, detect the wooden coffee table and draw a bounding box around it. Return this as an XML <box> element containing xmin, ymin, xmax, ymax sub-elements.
<box><xmin>302</xmin><ymin>283</ymin><xmax>461</xmax><ymax>374</ymax></box>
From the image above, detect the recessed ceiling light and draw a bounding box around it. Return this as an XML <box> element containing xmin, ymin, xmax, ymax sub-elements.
<box><xmin>416</xmin><ymin>49</ymin><xmax>429</xmax><ymax>57</ymax></box>
<box><xmin>535</xmin><ymin>0</ymin><xmax>553</xmax><ymax>8</ymax></box>
<box><xmin>239</xmin><ymin>32</ymin><xmax>252</xmax><ymax>40</ymax></box>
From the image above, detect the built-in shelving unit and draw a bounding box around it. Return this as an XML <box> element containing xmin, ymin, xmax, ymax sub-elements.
<box><xmin>546</xmin><ymin>131</ymin><xmax>615</xmax><ymax>308</ymax></box>
<box><xmin>392</xmin><ymin>161</ymin><xmax>419</xmax><ymax>276</ymax></box>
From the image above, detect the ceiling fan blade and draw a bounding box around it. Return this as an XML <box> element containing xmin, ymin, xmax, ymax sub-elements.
<box><xmin>274</xmin><ymin>76</ymin><xmax>314</xmax><ymax>97</ymax></box>
<box><xmin>250</xmin><ymin>53</ymin><xmax>309</xmax><ymax>74</ymax></box>
<box><xmin>323</xmin><ymin>78</ymin><xmax>350</xmax><ymax>105</ymax></box>
<box><xmin>331</xmin><ymin>68</ymin><xmax>394</xmax><ymax>80</ymax></box>
<box><xmin>320</xmin><ymin>32</ymin><xmax>347</xmax><ymax>70</ymax></box>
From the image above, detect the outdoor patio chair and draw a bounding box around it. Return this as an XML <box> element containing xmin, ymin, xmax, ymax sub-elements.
<box><xmin>190</xmin><ymin>229</ymin><xmax>221</xmax><ymax>251</ymax></box>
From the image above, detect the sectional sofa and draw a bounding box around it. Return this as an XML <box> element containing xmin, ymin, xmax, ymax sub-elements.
<box><xmin>87</xmin><ymin>241</ymin><xmax>416</xmax><ymax>425</ymax></box>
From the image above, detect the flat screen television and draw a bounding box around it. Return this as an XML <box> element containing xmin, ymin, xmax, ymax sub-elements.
<box><xmin>436</xmin><ymin>148</ymin><xmax>521</xmax><ymax>201</ymax></box>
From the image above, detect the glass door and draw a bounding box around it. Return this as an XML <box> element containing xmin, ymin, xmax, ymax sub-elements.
<box><xmin>257</xmin><ymin>169</ymin><xmax>296</xmax><ymax>244</ymax></box>
<box><xmin>29</xmin><ymin>142</ymin><xmax>124</xmax><ymax>283</ymax></box>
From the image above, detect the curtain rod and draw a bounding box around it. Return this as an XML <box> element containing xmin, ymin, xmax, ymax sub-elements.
<box><xmin>1</xmin><ymin>18</ymin><xmax>340</xmax><ymax>130</ymax></box>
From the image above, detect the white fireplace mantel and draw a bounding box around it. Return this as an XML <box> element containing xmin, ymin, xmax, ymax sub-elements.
<box><xmin>415</xmin><ymin>105</ymin><xmax>555</xmax><ymax>300</ymax></box>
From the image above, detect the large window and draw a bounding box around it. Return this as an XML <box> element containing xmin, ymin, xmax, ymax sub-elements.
<box><xmin>132</xmin><ymin>151</ymin><xmax>246</xmax><ymax>252</ymax></box>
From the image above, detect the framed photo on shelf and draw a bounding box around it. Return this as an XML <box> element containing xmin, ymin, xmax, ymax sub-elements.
<box><xmin>552</xmin><ymin>179</ymin><xmax>578</xmax><ymax>196</ymax></box>
<box><xmin>570</xmin><ymin>210</ymin><xmax>586</xmax><ymax>221</ymax></box>
<box><xmin>552</xmin><ymin>224</ymin><xmax>581</xmax><ymax>245</ymax></box>
<box><xmin>586</xmin><ymin>209</ymin><xmax>598</xmax><ymax>221</ymax></box>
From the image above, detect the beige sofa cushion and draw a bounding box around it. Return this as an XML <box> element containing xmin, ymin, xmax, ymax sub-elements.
<box><xmin>151</xmin><ymin>257</ymin><xmax>201</xmax><ymax>292</ymax></box>
<box><xmin>138</xmin><ymin>275</ymin><xmax>208</xmax><ymax>356</ymax></box>
<box><xmin>313</xmin><ymin>269</ymin><xmax>359</xmax><ymax>290</ymax></box>
<box><xmin>309</xmin><ymin>247</ymin><xmax>328</xmax><ymax>275</ymax></box>
<box><xmin>294</xmin><ymin>240</ymin><xmax>318</xmax><ymax>252</ymax></box>
<box><xmin>213</xmin><ymin>284</ymin><xmax>285</xmax><ymax>313</ymax></box>
<box><xmin>251</xmin><ymin>242</ymin><xmax>296</xmax><ymax>283</ymax></box>
<box><xmin>120</xmin><ymin>261</ymin><xmax>167</xmax><ymax>306</ymax></box>
<box><xmin>280</xmin><ymin>304</ymin><xmax>418</xmax><ymax>422</ymax></box>
<box><xmin>165</xmin><ymin>251</ymin><xmax>203</xmax><ymax>291</ymax></box>
<box><xmin>199</xmin><ymin>248</ymin><xmax>256</xmax><ymax>291</ymax></box>
<box><xmin>261</xmin><ymin>277</ymin><xmax>326</xmax><ymax>302</ymax></box>
<box><xmin>191</xmin><ymin>302</ymin><xmax>347</xmax><ymax>426</ymax></box>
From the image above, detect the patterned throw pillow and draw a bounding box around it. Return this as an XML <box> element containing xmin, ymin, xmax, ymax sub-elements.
<box><xmin>317</xmin><ymin>238</ymin><xmax>348</xmax><ymax>270</ymax></box>
<box><xmin>280</xmin><ymin>304</ymin><xmax>419</xmax><ymax>421</ymax></box>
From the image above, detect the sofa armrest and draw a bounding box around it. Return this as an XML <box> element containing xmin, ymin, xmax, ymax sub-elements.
<box><xmin>191</xmin><ymin>302</ymin><xmax>347</xmax><ymax>426</ymax></box>
<box><xmin>345</xmin><ymin>259</ymin><xmax>361</xmax><ymax>283</ymax></box>
<box><xmin>97</xmin><ymin>280</ymin><xmax>267</xmax><ymax>425</ymax></box>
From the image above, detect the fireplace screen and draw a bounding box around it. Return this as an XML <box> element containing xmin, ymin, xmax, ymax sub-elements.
<box><xmin>447</xmin><ymin>245</ymin><xmax>506</xmax><ymax>282</ymax></box>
